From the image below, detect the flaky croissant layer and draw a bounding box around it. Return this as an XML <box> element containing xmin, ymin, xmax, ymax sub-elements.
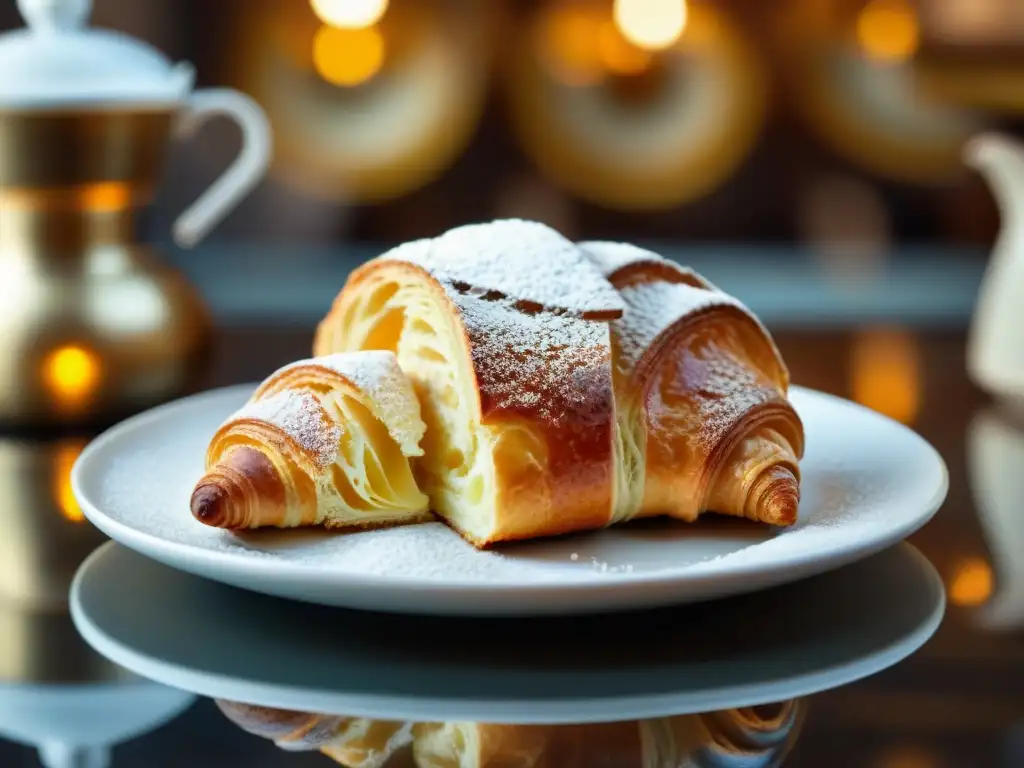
<box><xmin>191</xmin><ymin>351</ymin><xmax>431</xmax><ymax>532</ymax></box>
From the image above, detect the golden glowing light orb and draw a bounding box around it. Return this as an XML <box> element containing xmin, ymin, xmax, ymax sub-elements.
<box><xmin>313</xmin><ymin>24</ymin><xmax>386</xmax><ymax>87</ymax></box>
<box><xmin>598</xmin><ymin>20</ymin><xmax>653</xmax><ymax>75</ymax></box>
<box><xmin>53</xmin><ymin>440</ymin><xmax>87</xmax><ymax>523</ymax></box>
<box><xmin>856</xmin><ymin>0</ymin><xmax>920</xmax><ymax>64</ymax></box>
<box><xmin>42</xmin><ymin>345</ymin><xmax>101</xmax><ymax>409</ymax></box>
<box><xmin>949</xmin><ymin>557</ymin><xmax>994</xmax><ymax>607</ymax></box>
<box><xmin>613</xmin><ymin>0</ymin><xmax>688</xmax><ymax>51</ymax></box>
<box><xmin>310</xmin><ymin>0</ymin><xmax>389</xmax><ymax>29</ymax></box>
<box><xmin>850</xmin><ymin>328</ymin><xmax>921</xmax><ymax>426</ymax></box>
<box><xmin>537</xmin><ymin>4</ymin><xmax>607</xmax><ymax>86</ymax></box>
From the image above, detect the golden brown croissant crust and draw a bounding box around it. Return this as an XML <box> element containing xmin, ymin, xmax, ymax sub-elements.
<box><xmin>191</xmin><ymin>351</ymin><xmax>431</xmax><ymax>532</ymax></box>
<box><xmin>215</xmin><ymin>699</ymin><xmax>805</xmax><ymax>768</ymax></box>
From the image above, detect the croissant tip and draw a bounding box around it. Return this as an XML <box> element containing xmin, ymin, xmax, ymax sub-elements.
<box><xmin>191</xmin><ymin>482</ymin><xmax>229</xmax><ymax>528</ymax></box>
<box><xmin>761</xmin><ymin>472</ymin><xmax>799</xmax><ymax>526</ymax></box>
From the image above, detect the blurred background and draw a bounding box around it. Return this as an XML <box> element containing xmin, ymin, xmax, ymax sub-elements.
<box><xmin>3</xmin><ymin>1</ymin><xmax>1024</xmax><ymax>765</ymax></box>
<box><xmin>0</xmin><ymin>0</ymin><xmax>1017</xmax><ymax>249</ymax></box>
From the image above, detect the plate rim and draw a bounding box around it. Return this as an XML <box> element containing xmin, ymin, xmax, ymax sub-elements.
<box><xmin>70</xmin><ymin>382</ymin><xmax>949</xmax><ymax>595</ymax></box>
<box><xmin>68</xmin><ymin>541</ymin><xmax>946</xmax><ymax>723</ymax></box>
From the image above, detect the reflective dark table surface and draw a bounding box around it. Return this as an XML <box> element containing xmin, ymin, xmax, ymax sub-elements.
<box><xmin>0</xmin><ymin>323</ymin><xmax>1021</xmax><ymax>767</ymax></box>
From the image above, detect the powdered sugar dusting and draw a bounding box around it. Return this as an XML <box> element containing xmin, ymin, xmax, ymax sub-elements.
<box><xmin>446</xmin><ymin>285</ymin><xmax>613</xmax><ymax>426</ymax></box>
<box><xmin>388</xmin><ymin>220</ymin><xmax>625</xmax><ymax>318</ymax></box>
<box><xmin>229</xmin><ymin>390</ymin><xmax>340</xmax><ymax>468</ymax></box>
<box><xmin>579</xmin><ymin>240</ymin><xmax>709</xmax><ymax>288</ymax></box>
<box><xmin>273</xmin><ymin>351</ymin><xmax>425</xmax><ymax>455</ymax></box>
<box><xmin>691</xmin><ymin>349</ymin><xmax>781</xmax><ymax>451</ymax></box>
<box><xmin>614</xmin><ymin>281</ymin><xmax>760</xmax><ymax>372</ymax></box>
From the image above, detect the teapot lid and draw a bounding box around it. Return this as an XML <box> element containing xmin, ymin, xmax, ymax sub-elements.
<box><xmin>0</xmin><ymin>0</ymin><xmax>194</xmax><ymax>108</ymax></box>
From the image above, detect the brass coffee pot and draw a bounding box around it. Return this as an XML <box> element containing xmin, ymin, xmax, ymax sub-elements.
<box><xmin>0</xmin><ymin>0</ymin><xmax>272</xmax><ymax>427</ymax></box>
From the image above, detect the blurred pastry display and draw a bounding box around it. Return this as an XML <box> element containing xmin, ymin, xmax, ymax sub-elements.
<box><xmin>0</xmin><ymin>0</ymin><xmax>272</xmax><ymax>427</ymax></box>
<box><xmin>215</xmin><ymin>699</ymin><xmax>805</xmax><ymax>768</ymax></box>
<box><xmin>505</xmin><ymin>0</ymin><xmax>767</xmax><ymax>210</ymax></box>
<box><xmin>232</xmin><ymin>0</ymin><xmax>493</xmax><ymax>203</ymax></box>
<box><xmin>779</xmin><ymin>0</ymin><xmax>985</xmax><ymax>184</ymax></box>
<box><xmin>915</xmin><ymin>0</ymin><xmax>1024</xmax><ymax>112</ymax></box>
<box><xmin>965</xmin><ymin>133</ymin><xmax>1024</xmax><ymax>408</ymax></box>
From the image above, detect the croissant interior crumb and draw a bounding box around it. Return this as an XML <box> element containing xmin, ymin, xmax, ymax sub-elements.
<box><xmin>205</xmin><ymin>370</ymin><xmax>430</xmax><ymax>530</ymax></box>
<box><xmin>332</xmin><ymin>271</ymin><xmax>501</xmax><ymax>543</ymax></box>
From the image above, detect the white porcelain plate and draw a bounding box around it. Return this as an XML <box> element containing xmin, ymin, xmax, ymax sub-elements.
<box><xmin>71</xmin><ymin>384</ymin><xmax>948</xmax><ymax>616</ymax></box>
<box><xmin>69</xmin><ymin>542</ymin><xmax>945</xmax><ymax>722</ymax></box>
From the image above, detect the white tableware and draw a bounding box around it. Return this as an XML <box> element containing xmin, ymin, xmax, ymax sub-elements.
<box><xmin>71</xmin><ymin>383</ymin><xmax>947</xmax><ymax>616</ymax></box>
<box><xmin>966</xmin><ymin>133</ymin><xmax>1024</xmax><ymax>409</ymax></box>
<box><xmin>70</xmin><ymin>542</ymin><xmax>944</xmax><ymax>723</ymax></box>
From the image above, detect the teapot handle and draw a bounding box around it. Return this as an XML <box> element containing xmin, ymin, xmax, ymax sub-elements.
<box><xmin>171</xmin><ymin>89</ymin><xmax>272</xmax><ymax>249</ymax></box>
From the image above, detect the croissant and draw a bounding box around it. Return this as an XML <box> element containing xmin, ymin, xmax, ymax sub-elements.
<box><xmin>314</xmin><ymin>220</ymin><xmax>623</xmax><ymax>547</ymax></box>
<box><xmin>214</xmin><ymin>700</ymin><xmax>804</xmax><ymax>768</ymax></box>
<box><xmin>579</xmin><ymin>241</ymin><xmax>805</xmax><ymax>526</ymax></box>
<box><xmin>214</xmin><ymin>700</ymin><xmax>415</xmax><ymax>768</ymax></box>
<box><xmin>190</xmin><ymin>350</ymin><xmax>431</xmax><ymax>531</ymax></box>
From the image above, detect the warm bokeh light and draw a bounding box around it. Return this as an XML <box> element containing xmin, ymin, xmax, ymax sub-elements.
<box><xmin>53</xmin><ymin>440</ymin><xmax>88</xmax><ymax>523</ymax></box>
<box><xmin>42</xmin><ymin>344</ymin><xmax>101</xmax><ymax>409</ymax></box>
<box><xmin>537</xmin><ymin>4</ymin><xmax>606</xmax><ymax>85</ymax></box>
<box><xmin>310</xmin><ymin>0</ymin><xmax>388</xmax><ymax>29</ymax></box>
<box><xmin>613</xmin><ymin>0</ymin><xmax>688</xmax><ymax>51</ymax></box>
<box><xmin>856</xmin><ymin>0</ymin><xmax>920</xmax><ymax>63</ymax></box>
<box><xmin>874</xmin><ymin>745</ymin><xmax>941</xmax><ymax>768</ymax></box>
<box><xmin>949</xmin><ymin>557</ymin><xmax>994</xmax><ymax>607</ymax></box>
<box><xmin>313</xmin><ymin>24</ymin><xmax>385</xmax><ymax>87</ymax></box>
<box><xmin>598</xmin><ymin>20</ymin><xmax>653</xmax><ymax>75</ymax></box>
<box><xmin>850</xmin><ymin>328</ymin><xmax>921</xmax><ymax>425</ymax></box>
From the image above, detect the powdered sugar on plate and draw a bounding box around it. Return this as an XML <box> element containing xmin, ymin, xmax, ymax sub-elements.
<box><xmin>76</xmin><ymin>383</ymin><xmax>945</xmax><ymax>603</ymax></box>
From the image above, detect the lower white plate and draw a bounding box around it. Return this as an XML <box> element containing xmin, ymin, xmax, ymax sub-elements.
<box><xmin>71</xmin><ymin>383</ymin><xmax>948</xmax><ymax>616</ymax></box>
<box><xmin>70</xmin><ymin>542</ymin><xmax>945</xmax><ymax>723</ymax></box>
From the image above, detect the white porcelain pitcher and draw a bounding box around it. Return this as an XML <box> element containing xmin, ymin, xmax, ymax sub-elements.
<box><xmin>966</xmin><ymin>132</ymin><xmax>1024</xmax><ymax>407</ymax></box>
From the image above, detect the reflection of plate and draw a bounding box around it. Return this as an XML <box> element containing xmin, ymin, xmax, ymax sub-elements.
<box><xmin>72</xmin><ymin>382</ymin><xmax>946</xmax><ymax>616</ymax></box>
<box><xmin>506</xmin><ymin>3</ymin><xmax>767</xmax><ymax>209</ymax></box>
<box><xmin>966</xmin><ymin>408</ymin><xmax>1024</xmax><ymax>630</ymax></box>
<box><xmin>72</xmin><ymin>542</ymin><xmax>943</xmax><ymax>722</ymax></box>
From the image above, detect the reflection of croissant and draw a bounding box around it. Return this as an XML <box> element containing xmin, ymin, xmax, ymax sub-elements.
<box><xmin>191</xmin><ymin>351</ymin><xmax>431</xmax><ymax>531</ymax></box>
<box><xmin>313</xmin><ymin>220</ymin><xmax>803</xmax><ymax>546</ymax></box>
<box><xmin>580</xmin><ymin>241</ymin><xmax>805</xmax><ymax>526</ymax></box>
<box><xmin>215</xmin><ymin>699</ymin><xmax>805</xmax><ymax>768</ymax></box>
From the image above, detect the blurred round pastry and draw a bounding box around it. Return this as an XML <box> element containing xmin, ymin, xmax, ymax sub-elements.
<box><xmin>780</xmin><ymin>0</ymin><xmax>985</xmax><ymax>184</ymax></box>
<box><xmin>505</xmin><ymin>0</ymin><xmax>768</xmax><ymax>209</ymax></box>
<box><xmin>231</xmin><ymin>0</ymin><xmax>494</xmax><ymax>203</ymax></box>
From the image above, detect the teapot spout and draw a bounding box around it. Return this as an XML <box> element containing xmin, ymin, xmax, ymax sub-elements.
<box><xmin>965</xmin><ymin>132</ymin><xmax>1024</xmax><ymax>218</ymax></box>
